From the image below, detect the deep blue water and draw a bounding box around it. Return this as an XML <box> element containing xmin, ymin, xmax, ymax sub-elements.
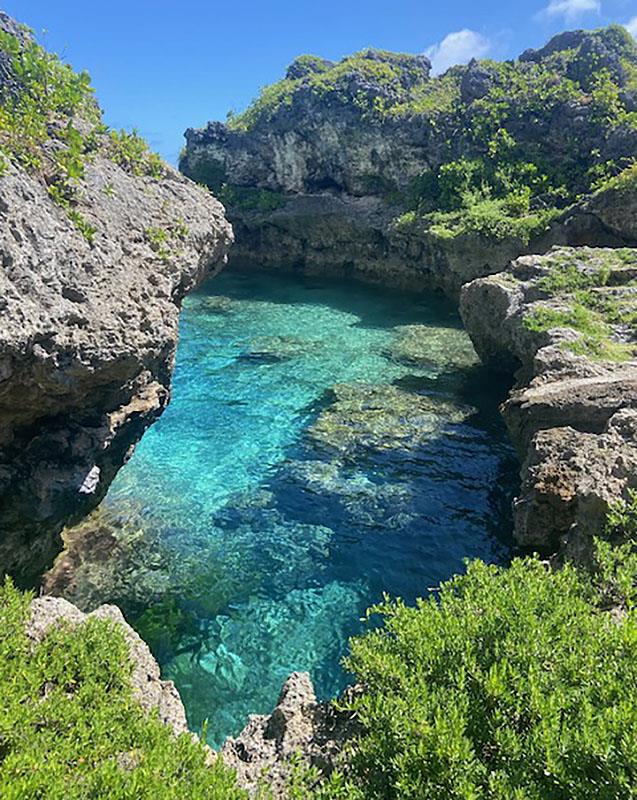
<box><xmin>97</xmin><ymin>270</ymin><xmax>516</xmax><ymax>747</ymax></box>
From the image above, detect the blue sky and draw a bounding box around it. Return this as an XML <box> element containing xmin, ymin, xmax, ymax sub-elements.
<box><xmin>5</xmin><ymin>0</ymin><xmax>637</xmax><ymax>163</ymax></box>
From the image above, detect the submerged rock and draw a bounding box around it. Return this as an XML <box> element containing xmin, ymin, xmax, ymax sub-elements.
<box><xmin>307</xmin><ymin>382</ymin><xmax>473</xmax><ymax>457</ymax></box>
<box><xmin>240</xmin><ymin>334</ymin><xmax>318</xmax><ymax>362</ymax></box>
<box><xmin>384</xmin><ymin>324</ymin><xmax>480</xmax><ymax>370</ymax></box>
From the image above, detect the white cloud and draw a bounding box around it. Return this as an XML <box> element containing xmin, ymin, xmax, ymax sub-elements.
<box><xmin>625</xmin><ymin>16</ymin><xmax>637</xmax><ymax>38</ymax></box>
<box><xmin>539</xmin><ymin>0</ymin><xmax>601</xmax><ymax>23</ymax></box>
<box><xmin>425</xmin><ymin>29</ymin><xmax>492</xmax><ymax>75</ymax></box>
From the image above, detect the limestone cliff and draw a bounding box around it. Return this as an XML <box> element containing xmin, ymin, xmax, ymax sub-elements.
<box><xmin>0</xmin><ymin>16</ymin><xmax>233</xmax><ymax>581</ymax></box>
<box><xmin>460</xmin><ymin>247</ymin><xmax>637</xmax><ymax>560</ymax></box>
<box><xmin>181</xmin><ymin>26</ymin><xmax>637</xmax><ymax>295</ymax></box>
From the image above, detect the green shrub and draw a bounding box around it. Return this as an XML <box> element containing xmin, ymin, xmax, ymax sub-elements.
<box><xmin>218</xmin><ymin>183</ymin><xmax>287</xmax><ymax>212</ymax></box>
<box><xmin>0</xmin><ymin>29</ymin><xmax>165</xmax><ymax>181</ymax></box>
<box><xmin>0</xmin><ymin>29</ymin><xmax>97</xmax><ymax>171</ymax></box>
<box><xmin>0</xmin><ymin>579</ymin><xmax>246</xmax><ymax>799</ymax></box>
<box><xmin>107</xmin><ymin>129</ymin><xmax>164</xmax><ymax>179</ymax></box>
<box><xmin>428</xmin><ymin>199</ymin><xmax>560</xmax><ymax>244</ymax></box>
<box><xmin>316</xmin><ymin>547</ymin><xmax>637</xmax><ymax>799</ymax></box>
<box><xmin>523</xmin><ymin>302</ymin><xmax>635</xmax><ymax>361</ymax></box>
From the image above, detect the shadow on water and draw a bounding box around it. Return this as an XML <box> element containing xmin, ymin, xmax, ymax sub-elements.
<box><xmin>48</xmin><ymin>268</ymin><xmax>520</xmax><ymax>747</ymax></box>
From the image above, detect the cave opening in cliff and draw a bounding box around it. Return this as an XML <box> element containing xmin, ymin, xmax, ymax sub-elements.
<box><xmin>49</xmin><ymin>269</ymin><xmax>518</xmax><ymax>747</ymax></box>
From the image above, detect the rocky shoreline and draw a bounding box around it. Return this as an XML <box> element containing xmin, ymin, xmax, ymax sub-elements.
<box><xmin>461</xmin><ymin>247</ymin><xmax>637</xmax><ymax>562</ymax></box>
<box><xmin>3</xmin><ymin>12</ymin><xmax>637</xmax><ymax>798</ymax></box>
<box><xmin>0</xmin><ymin>12</ymin><xmax>233</xmax><ymax>582</ymax></box>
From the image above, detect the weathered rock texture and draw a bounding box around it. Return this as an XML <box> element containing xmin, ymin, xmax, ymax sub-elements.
<box><xmin>182</xmin><ymin>29</ymin><xmax>637</xmax><ymax>296</ymax></box>
<box><xmin>0</xmin><ymin>23</ymin><xmax>233</xmax><ymax>582</ymax></box>
<box><xmin>460</xmin><ymin>247</ymin><xmax>637</xmax><ymax>560</ymax></box>
<box><xmin>27</xmin><ymin>595</ymin><xmax>188</xmax><ymax>734</ymax></box>
<box><xmin>222</xmin><ymin>671</ymin><xmax>357</xmax><ymax>798</ymax></box>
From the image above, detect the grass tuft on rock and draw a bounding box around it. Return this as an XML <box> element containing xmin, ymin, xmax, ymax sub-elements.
<box><xmin>0</xmin><ymin>579</ymin><xmax>247</xmax><ymax>800</ymax></box>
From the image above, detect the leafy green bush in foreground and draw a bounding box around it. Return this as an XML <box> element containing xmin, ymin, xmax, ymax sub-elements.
<box><xmin>0</xmin><ymin>580</ymin><xmax>246</xmax><ymax>800</ymax></box>
<box><xmin>305</xmin><ymin>532</ymin><xmax>637</xmax><ymax>799</ymax></box>
<box><xmin>4</xmin><ymin>505</ymin><xmax>637</xmax><ymax>799</ymax></box>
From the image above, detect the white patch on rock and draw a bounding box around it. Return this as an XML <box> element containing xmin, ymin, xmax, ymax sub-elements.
<box><xmin>79</xmin><ymin>464</ymin><xmax>100</xmax><ymax>495</ymax></box>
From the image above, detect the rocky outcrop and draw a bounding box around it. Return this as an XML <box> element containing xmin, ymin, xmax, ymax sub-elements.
<box><xmin>181</xmin><ymin>28</ymin><xmax>637</xmax><ymax>295</ymax></box>
<box><xmin>27</xmin><ymin>595</ymin><xmax>188</xmax><ymax>734</ymax></box>
<box><xmin>460</xmin><ymin>247</ymin><xmax>637</xmax><ymax>558</ymax></box>
<box><xmin>0</xmin><ymin>20</ymin><xmax>234</xmax><ymax>583</ymax></box>
<box><xmin>0</xmin><ymin>158</ymin><xmax>232</xmax><ymax>584</ymax></box>
<box><xmin>225</xmin><ymin>188</ymin><xmax>637</xmax><ymax>297</ymax></box>
<box><xmin>222</xmin><ymin>672</ymin><xmax>357</xmax><ymax>798</ymax></box>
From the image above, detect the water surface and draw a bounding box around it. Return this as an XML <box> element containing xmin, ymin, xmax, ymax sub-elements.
<box><xmin>69</xmin><ymin>271</ymin><xmax>516</xmax><ymax>746</ymax></box>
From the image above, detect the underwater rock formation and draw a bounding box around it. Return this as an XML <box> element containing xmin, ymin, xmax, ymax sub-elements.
<box><xmin>461</xmin><ymin>247</ymin><xmax>637</xmax><ymax>559</ymax></box>
<box><xmin>0</xmin><ymin>16</ymin><xmax>233</xmax><ymax>581</ymax></box>
<box><xmin>307</xmin><ymin>382</ymin><xmax>473</xmax><ymax>457</ymax></box>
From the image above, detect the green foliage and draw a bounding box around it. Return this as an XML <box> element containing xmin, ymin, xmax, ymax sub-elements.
<box><xmin>594</xmin><ymin>492</ymin><xmax>637</xmax><ymax>610</ymax></box>
<box><xmin>0</xmin><ymin>29</ymin><xmax>97</xmax><ymax>171</ymax></box>
<box><xmin>218</xmin><ymin>183</ymin><xmax>287</xmax><ymax>212</ymax></box>
<box><xmin>227</xmin><ymin>49</ymin><xmax>434</xmax><ymax>130</ymax></box>
<box><xmin>428</xmin><ymin>198</ymin><xmax>560</xmax><ymax>245</ymax></box>
<box><xmin>0</xmin><ymin>579</ymin><xmax>246</xmax><ymax>799</ymax></box>
<box><xmin>522</xmin><ymin>248</ymin><xmax>637</xmax><ymax>361</ymax></box>
<box><xmin>313</xmin><ymin>551</ymin><xmax>637</xmax><ymax>799</ymax></box>
<box><xmin>524</xmin><ymin>302</ymin><xmax>634</xmax><ymax>361</ymax></box>
<box><xmin>143</xmin><ymin>220</ymin><xmax>190</xmax><ymax>262</ymax></box>
<box><xmin>145</xmin><ymin>226</ymin><xmax>170</xmax><ymax>261</ymax></box>
<box><xmin>0</xmin><ymin>28</ymin><xmax>168</xmax><ymax>244</ymax></box>
<box><xmin>107</xmin><ymin>129</ymin><xmax>164</xmax><ymax>179</ymax></box>
<box><xmin>594</xmin><ymin>159</ymin><xmax>637</xmax><ymax>194</ymax></box>
<box><xmin>67</xmin><ymin>209</ymin><xmax>97</xmax><ymax>244</ymax></box>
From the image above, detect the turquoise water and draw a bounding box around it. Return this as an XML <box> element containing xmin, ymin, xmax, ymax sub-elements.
<box><xmin>85</xmin><ymin>270</ymin><xmax>516</xmax><ymax>747</ymax></box>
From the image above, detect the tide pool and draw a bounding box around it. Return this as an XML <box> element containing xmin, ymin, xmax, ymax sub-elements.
<box><xmin>66</xmin><ymin>270</ymin><xmax>517</xmax><ymax>746</ymax></box>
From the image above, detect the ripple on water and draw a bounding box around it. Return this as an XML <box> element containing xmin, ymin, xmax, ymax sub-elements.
<box><xmin>55</xmin><ymin>270</ymin><xmax>517</xmax><ymax>747</ymax></box>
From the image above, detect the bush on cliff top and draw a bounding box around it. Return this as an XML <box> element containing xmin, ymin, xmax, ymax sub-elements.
<box><xmin>225</xmin><ymin>25</ymin><xmax>637</xmax><ymax>245</ymax></box>
<box><xmin>0</xmin><ymin>579</ymin><xmax>246</xmax><ymax>800</ymax></box>
<box><xmin>0</xmin><ymin>27</ymin><xmax>166</xmax><ymax>241</ymax></box>
<box><xmin>300</xmin><ymin>497</ymin><xmax>637</xmax><ymax>800</ymax></box>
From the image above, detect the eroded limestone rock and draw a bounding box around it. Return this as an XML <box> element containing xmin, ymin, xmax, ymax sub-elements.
<box><xmin>221</xmin><ymin>672</ymin><xmax>358</xmax><ymax>798</ymax></box>
<box><xmin>0</xmin><ymin>123</ymin><xmax>232</xmax><ymax>584</ymax></box>
<box><xmin>461</xmin><ymin>247</ymin><xmax>637</xmax><ymax>558</ymax></box>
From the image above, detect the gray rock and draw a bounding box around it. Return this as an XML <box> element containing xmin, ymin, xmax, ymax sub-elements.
<box><xmin>27</xmin><ymin>595</ymin><xmax>188</xmax><ymax>734</ymax></box>
<box><xmin>221</xmin><ymin>672</ymin><xmax>358</xmax><ymax>798</ymax></box>
<box><xmin>0</xmin><ymin>153</ymin><xmax>232</xmax><ymax>582</ymax></box>
<box><xmin>461</xmin><ymin>247</ymin><xmax>637</xmax><ymax>558</ymax></box>
<box><xmin>515</xmin><ymin>410</ymin><xmax>637</xmax><ymax>560</ymax></box>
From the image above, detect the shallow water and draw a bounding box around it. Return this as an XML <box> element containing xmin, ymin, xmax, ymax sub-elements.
<box><xmin>88</xmin><ymin>270</ymin><xmax>516</xmax><ymax>746</ymax></box>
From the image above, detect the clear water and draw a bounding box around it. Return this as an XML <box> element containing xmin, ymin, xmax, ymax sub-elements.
<box><xmin>71</xmin><ymin>270</ymin><xmax>516</xmax><ymax>747</ymax></box>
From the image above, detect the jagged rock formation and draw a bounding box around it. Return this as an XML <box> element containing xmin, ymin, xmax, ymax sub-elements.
<box><xmin>27</xmin><ymin>595</ymin><xmax>189</xmax><ymax>734</ymax></box>
<box><xmin>460</xmin><ymin>247</ymin><xmax>637</xmax><ymax>560</ymax></box>
<box><xmin>0</xmin><ymin>17</ymin><xmax>233</xmax><ymax>582</ymax></box>
<box><xmin>182</xmin><ymin>27</ymin><xmax>637</xmax><ymax>295</ymax></box>
<box><xmin>222</xmin><ymin>672</ymin><xmax>357</xmax><ymax>797</ymax></box>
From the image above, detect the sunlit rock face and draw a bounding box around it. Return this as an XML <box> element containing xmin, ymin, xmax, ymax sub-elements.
<box><xmin>0</xmin><ymin>14</ymin><xmax>233</xmax><ymax>582</ymax></box>
<box><xmin>181</xmin><ymin>30</ymin><xmax>637</xmax><ymax>294</ymax></box>
<box><xmin>461</xmin><ymin>247</ymin><xmax>637</xmax><ymax>560</ymax></box>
